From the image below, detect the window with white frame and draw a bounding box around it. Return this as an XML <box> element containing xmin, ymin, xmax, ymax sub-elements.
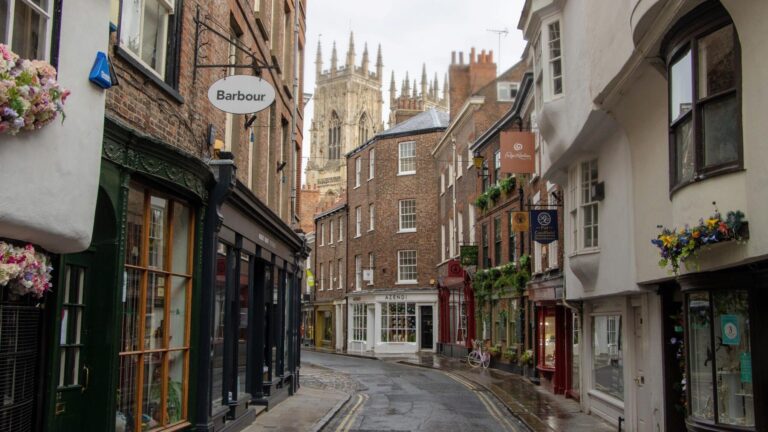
<box><xmin>457</xmin><ymin>154</ymin><xmax>463</xmax><ymax>178</ymax></box>
<box><xmin>354</xmin><ymin>255</ymin><xmax>362</xmax><ymax>290</ymax></box>
<box><xmin>397</xmin><ymin>250</ymin><xmax>417</xmax><ymax>283</ymax></box>
<box><xmin>2</xmin><ymin>0</ymin><xmax>54</xmax><ymax>60</ymax></box>
<box><xmin>355</xmin><ymin>206</ymin><xmax>361</xmax><ymax>237</ymax></box>
<box><xmin>351</xmin><ymin>303</ymin><xmax>367</xmax><ymax>341</ymax></box>
<box><xmin>592</xmin><ymin>314</ymin><xmax>623</xmax><ymax>400</ymax></box>
<box><xmin>368</xmin><ymin>204</ymin><xmax>375</xmax><ymax>231</ymax></box>
<box><xmin>568</xmin><ymin>166</ymin><xmax>578</xmax><ymax>253</ymax></box>
<box><xmin>380</xmin><ymin>302</ymin><xmax>416</xmax><ymax>343</ymax></box>
<box><xmin>547</xmin><ymin>20</ymin><xmax>563</xmax><ymax>98</ymax></box>
<box><xmin>329</xmin><ymin>261</ymin><xmax>334</xmax><ymax>289</ymax></box>
<box><xmin>440</xmin><ymin>172</ymin><xmax>445</xmax><ymax>194</ymax></box>
<box><xmin>458</xmin><ymin>212</ymin><xmax>464</xmax><ymax>246</ymax></box>
<box><xmin>368</xmin><ymin>149</ymin><xmax>375</xmax><ymax>180</ymax></box>
<box><xmin>448</xmin><ymin>163</ymin><xmax>454</xmax><ymax>187</ymax></box>
<box><xmin>449</xmin><ymin>217</ymin><xmax>456</xmax><ymax>258</ymax></box>
<box><xmin>398</xmin><ymin>200</ymin><xmax>416</xmax><ymax>232</ymax></box>
<box><xmin>368</xmin><ymin>253</ymin><xmax>374</xmax><ymax>285</ymax></box>
<box><xmin>398</xmin><ymin>141</ymin><xmax>416</xmax><ymax>174</ymax></box>
<box><xmin>494</xmin><ymin>150</ymin><xmax>501</xmax><ymax>184</ymax></box>
<box><xmin>338</xmin><ymin>216</ymin><xmax>344</xmax><ymax>241</ymax></box>
<box><xmin>547</xmin><ymin>184</ymin><xmax>559</xmax><ymax>269</ymax></box>
<box><xmin>468</xmin><ymin>204</ymin><xmax>476</xmax><ymax>244</ymax></box>
<box><xmin>115</xmin><ymin>0</ymin><xmax>177</xmax><ymax>80</ymax></box>
<box><xmin>319</xmin><ymin>222</ymin><xmax>325</xmax><ymax>246</ymax></box>
<box><xmin>337</xmin><ymin>259</ymin><xmax>343</xmax><ymax>289</ymax></box>
<box><xmin>329</xmin><ymin>220</ymin><xmax>334</xmax><ymax>244</ymax></box>
<box><xmin>580</xmin><ymin>159</ymin><xmax>598</xmax><ymax>249</ymax></box>
<box><xmin>319</xmin><ymin>263</ymin><xmax>324</xmax><ymax>291</ymax></box>
<box><xmin>497</xmin><ymin>81</ymin><xmax>519</xmax><ymax>102</ymax></box>
<box><xmin>355</xmin><ymin>157</ymin><xmax>361</xmax><ymax>187</ymax></box>
<box><xmin>467</xmin><ymin>147</ymin><xmax>473</xmax><ymax>169</ymax></box>
<box><xmin>441</xmin><ymin>224</ymin><xmax>446</xmax><ymax>262</ymax></box>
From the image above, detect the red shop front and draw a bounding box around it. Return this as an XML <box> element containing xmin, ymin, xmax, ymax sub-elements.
<box><xmin>437</xmin><ymin>260</ymin><xmax>476</xmax><ymax>358</ymax></box>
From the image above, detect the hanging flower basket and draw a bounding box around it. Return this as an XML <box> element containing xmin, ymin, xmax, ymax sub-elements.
<box><xmin>651</xmin><ymin>210</ymin><xmax>748</xmax><ymax>274</ymax></box>
<box><xmin>0</xmin><ymin>241</ymin><xmax>53</xmax><ymax>299</ymax></box>
<box><xmin>1</xmin><ymin>44</ymin><xmax>69</xmax><ymax>135</ymax></box>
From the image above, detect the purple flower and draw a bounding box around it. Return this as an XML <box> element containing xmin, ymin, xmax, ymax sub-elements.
<box><xmin>3</xmin><ymin>107</ymin><xmax>18</xmax><ymax>118</ymax></box>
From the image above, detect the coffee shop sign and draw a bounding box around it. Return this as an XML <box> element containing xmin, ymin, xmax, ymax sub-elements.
<box><xmin>207</xmin><ymin>75</ymin><xmax>276</xmax><ymax>114</ymax></box>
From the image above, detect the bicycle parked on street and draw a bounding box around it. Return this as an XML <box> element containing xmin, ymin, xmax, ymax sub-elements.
<box><xmin>467</xmin><ymin>339</ymin><xmax>490</xmax><ymax>368</ymax></box>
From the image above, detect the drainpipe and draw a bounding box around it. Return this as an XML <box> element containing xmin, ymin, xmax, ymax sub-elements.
<box><xmin>195</xmin><ymin>154</ymin><xmax>236</xmax><ymax>430</ymax></box>
<box><xmin>289</xmin><ymin>0</ymin><xmax>300</xmax><ymax>226</ymax></box>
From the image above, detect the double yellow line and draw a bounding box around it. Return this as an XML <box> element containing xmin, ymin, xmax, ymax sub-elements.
<box><xmin>335</xmin><ymin>393</ymin><xmax>369</xmax><ymax>432</ymax></box>
<box><xmin>445</xmin><ymin>372</ymin><xmax>519</xmax><ymax>431</ymax></box>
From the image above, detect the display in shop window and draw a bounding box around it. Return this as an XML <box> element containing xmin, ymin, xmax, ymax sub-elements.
<box><xmin>0</xmin><ymin>44</ymin><xmax>70</xmax><ymax>136</ymax></box>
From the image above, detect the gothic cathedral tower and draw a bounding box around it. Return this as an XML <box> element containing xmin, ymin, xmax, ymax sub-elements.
<box><xmin>305</xmin><ymin>33</ymin><xmax>384</xmax><ymax>197</ymax></box>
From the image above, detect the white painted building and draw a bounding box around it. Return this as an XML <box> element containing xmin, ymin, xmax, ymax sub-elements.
<box><xmin>520</xmin><ymin>1</ymin><xmax>768</xmax><ymax>431</ymax></box>
<box><xmin>0</xmin><ymin>0</ymin><xmax>109</xmax><ymax>253</ymax></box>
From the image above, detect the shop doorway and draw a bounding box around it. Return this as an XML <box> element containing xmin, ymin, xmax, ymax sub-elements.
<box><xmin>420</xmin><ymin>306</ymin><xmax>434</xmax><ymax>350</ymax></box>
<box><xmin>47</xmin><ymin>189</ymin><xmax>118</xmax><ymax>431</ymax></box>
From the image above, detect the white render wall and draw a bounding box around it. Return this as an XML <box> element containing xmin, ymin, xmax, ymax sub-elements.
<box><xmin>0</xmin><ymin>0</ymin><xmax>108</xmax><ymax>253</ymax></box>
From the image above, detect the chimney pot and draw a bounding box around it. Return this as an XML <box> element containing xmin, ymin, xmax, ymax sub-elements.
<box><xmin>470</xmin><ymin>47</ymin><xmax>476</xmax><ymax>64</ymax></box>
<box><xmin>459</xmin><ymin>52</ymin><xmax>464</xmax><ymax>64</ymax></box>
<box><xmin>451</xmin><ymin>51</ymin><xmax>456</xmax><ymax>64</ymax></box>
<box><xmin>489</xmin><ymin>50</ymin><xmax>494</xmax><ymax>63</ymax></box>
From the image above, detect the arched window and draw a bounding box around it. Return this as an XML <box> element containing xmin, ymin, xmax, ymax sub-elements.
<box><xmin>664</xmin><ymin>2</ymin><xmax>741</xmax><ymax>192</ymax></box>
<box><xmin>328</xmin><ymin>111</ymin><xmax>341</xmax><ymax>160</ymax></box>
<box><xmin>358</xmin><ymin>113</ymin><xmax>369</xmax><ymax>145</ymax></box>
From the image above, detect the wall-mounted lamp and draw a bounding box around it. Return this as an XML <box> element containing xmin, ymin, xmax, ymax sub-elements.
<box><xmin>473</xmin><ymin>154</ymin><xmax>488</xmax><ymax>179</ymax></box>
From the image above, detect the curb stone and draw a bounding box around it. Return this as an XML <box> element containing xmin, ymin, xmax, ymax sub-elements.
<box><xmin>306</xmin><ymin>392</ymin><xmax>352</xmax><ymax>432</ymax></box>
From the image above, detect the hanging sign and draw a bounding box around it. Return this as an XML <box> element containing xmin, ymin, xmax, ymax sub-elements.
<box><xmin>460</xmin><ymin>246</ymin><xmax>478</xmax><ymax>267</ymax></box>
<box><xmin>721</xmin><ymin>314</ymin><xmax>740</xmax><ymax>345</ymax></box>
<box><xmin>207</xmin><ymin>75</ymin><xmax>276</xmax><ymax>114</ymax></box>
<box><xmin>501</xmin><ymin>131</ymin><xmax>535</xmax><ymax>174</ymax></box>
<box><xmin>512</xmin><ymin>211</ymin><xmax>530</xmax><ymax>232</ymax></box>
<box><xmin>306</xmin><ymin>269</ymin><xmax>315</xmax><ymax>287</ymax></box>
<box><xmin>532</xmin><ymin>210</ymin><xmax>558</xmax><ymax>244</ymax></box>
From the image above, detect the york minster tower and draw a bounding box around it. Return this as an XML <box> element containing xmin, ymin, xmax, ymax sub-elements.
<box><xmin>305</xmin><ymin>33</ymin><xmax>384</xmax><ymax>197</ymax></box>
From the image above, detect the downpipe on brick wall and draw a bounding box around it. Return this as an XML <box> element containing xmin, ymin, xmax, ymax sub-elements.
<box><xmin>290</xmin><ymin>0</ymin><xmax>300</xmax><ymax>226</ymax></box>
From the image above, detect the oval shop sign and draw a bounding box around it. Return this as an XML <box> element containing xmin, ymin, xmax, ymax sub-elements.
<box><xmin>207</xmin><ymin>75</ymin><xmax>276</xmax><ymax>114</ymax></box>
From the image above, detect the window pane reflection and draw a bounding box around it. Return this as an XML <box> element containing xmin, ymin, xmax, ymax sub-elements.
<box><xmin>688</xmin><ymin>292</ymin><xmax>713</xmax><ymax>421</ymax></box>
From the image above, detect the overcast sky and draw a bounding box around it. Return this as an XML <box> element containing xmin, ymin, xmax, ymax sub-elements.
<box><xmin>301</xmin><ymin>0</ymin><xmax>528</xmax><ymax>184</ymax></box>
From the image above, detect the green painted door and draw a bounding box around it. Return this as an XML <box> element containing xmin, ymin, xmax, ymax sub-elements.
<box><xmin>49</xmin><ymin>251</ymin><xmax>101</xmax><ymax>431</ymax></box>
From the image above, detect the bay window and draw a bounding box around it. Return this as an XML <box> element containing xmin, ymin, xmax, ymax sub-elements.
<box><xmin>666</xmin><ymin>3</ymin><xmax>741</xmax><ymax>190</ymax></box>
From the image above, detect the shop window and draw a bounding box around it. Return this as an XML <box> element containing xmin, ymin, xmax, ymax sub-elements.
<box><xmin>211</xmin><ymin>243</ymin><xmax>228</xmax><ymax>407</ymax></box>
<box><xmin>665</xmin><ymin>3</ymin><xmax>741</xmax><ymax>191</ymax></box>
<box><xmin>686</xmin><ymin>290</ymin><xmax>753</xmax><ymax>427</ymax></box>
<box><xmin>1</xmin><ymin>0</ymin><xmax>54</xmax><ymax>61</ymax></box>
<box><xmin>118</xmin><ymin>182</ymin><xmax>194</xmax><ymax>429</ymax></box>
<box><xmin>572</xmin><ymin>312</ymin><xmax>580</xmax><ymax>394</ymax></box>
<box><xmin>237</xmin><ymin>253</ymin><xmax>250</xmax><ymax>398</ymax></box>
<box><xmin>449</xmin><ymin>289</ymin><xmax>467</xmax><ymax>345</ymax></box>
<box><xmin>398</xmin><ymin>141</ymin><xmax>416</xmax><ymax>174</ymax></box>
<box><xmin>538</xmin><ymin>307</ymin><xmax>556</xmax><ymax>370</ymax></box>
<box><xmin>351</xmin><ymin>304</ymin><xmax>367</xmax><ymax>342</ymax></box>
<box><xmin>113</xmin><ymin>0</ymin><xmax>181</xmax><ymax>87</ymax></box>
<box><xmin>591</xmin><ymin>314</ymin><xmax>623</xmax><ymax>400</ymax></box>
<box><xmin>397</xmin><ymin>250</ymin><xmax>417</xmax><ymax>284</ymax></box>
<box><xmin>380</xmin><ymin>302</ymin><xmax>416</xmax><ymax>343</ymax></box>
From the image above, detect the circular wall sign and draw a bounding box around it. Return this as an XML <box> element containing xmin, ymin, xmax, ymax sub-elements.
<box><xmin>207</xmin><ymin>75</ymin><xmax>276</xmax><ymax>114</ymax></box>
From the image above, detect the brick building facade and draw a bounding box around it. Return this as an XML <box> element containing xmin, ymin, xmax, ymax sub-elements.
<box><xmin>344</xmin><ymin>108</ymin><xmax>447</xmax><ymax>354</ymax></box>
<box><xmin>311</xmin><ymin>204</ymin><xmax>347</xmax><ymax>351</ymax></box>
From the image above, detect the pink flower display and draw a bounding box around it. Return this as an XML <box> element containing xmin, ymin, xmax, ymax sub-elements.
<box><xmin>0</xmin><ymin>241</ymin><xmax>53</xmax><ymax>299</ymax></box>
<box><xmin>0</xmin><ymin>44</ymin><xmax>69</xmax><ymax>136</ymax></box>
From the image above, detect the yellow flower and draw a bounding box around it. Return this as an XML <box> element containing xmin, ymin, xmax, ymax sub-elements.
<box><xmin>662</xmin><ymin>235</ymin><xmax>675</xmax><ymax>247</ymax></box>
<box><xmin>706</xmin><ymin>218</ymin><xmax>719</xmax><ymax>229</ymax></box>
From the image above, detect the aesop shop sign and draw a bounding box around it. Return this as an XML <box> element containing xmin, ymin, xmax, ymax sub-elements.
<box><xmin>207</xmin><ymin>75</ymin><xmax>276</xmax><ymax>114</ymax></box>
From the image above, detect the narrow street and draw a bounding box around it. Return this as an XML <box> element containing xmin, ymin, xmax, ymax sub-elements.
<box><xmin>302</xmin><ymin>351</ymin><xmax>528</xmax><ymax>432</ymax></box>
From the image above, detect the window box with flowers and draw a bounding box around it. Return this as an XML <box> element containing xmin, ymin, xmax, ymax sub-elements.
<box><xmin>651</xmin><ymin>209</ymin><xmax>747</xmax><ymax>274</ymax></box>
<box><xmin>0</xmin><ymin>44</ymin><xmax>69</xmax><ymax>135</ymax></box>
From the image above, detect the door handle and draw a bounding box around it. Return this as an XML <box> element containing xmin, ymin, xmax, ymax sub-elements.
<box><xmin>82</xmin><ymin>365</ymin><xmax>90</xmax><ymax>393</ymax></box>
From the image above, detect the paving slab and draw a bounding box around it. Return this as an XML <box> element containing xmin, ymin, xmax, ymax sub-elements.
<box><xmin>241</xmin><ymin>386</ymin><xmax>348</xmax><ymax>432</ymax></box>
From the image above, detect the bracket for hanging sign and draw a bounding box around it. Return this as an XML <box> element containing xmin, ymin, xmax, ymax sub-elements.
<box><xmin>193</xmin><ymin>6</ymin><xmax>277</xmax><ymax>83</ymax></box>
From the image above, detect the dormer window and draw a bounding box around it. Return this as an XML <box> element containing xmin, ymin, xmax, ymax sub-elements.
<box><xmin>497</xmin><ymin>82</ymin><xmax>519</xmax><ymax>102</ymax></box>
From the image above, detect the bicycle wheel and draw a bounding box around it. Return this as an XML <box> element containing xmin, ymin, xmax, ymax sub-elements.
<box><xmin>481</xmin><ymin>353</ymin><xmax>490</xmax><ymax>369</ymax></box>
<box><xmin>467</xmin><ymin>351</ymin><xmax>482</xmax><ymax>367</ymax></box>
